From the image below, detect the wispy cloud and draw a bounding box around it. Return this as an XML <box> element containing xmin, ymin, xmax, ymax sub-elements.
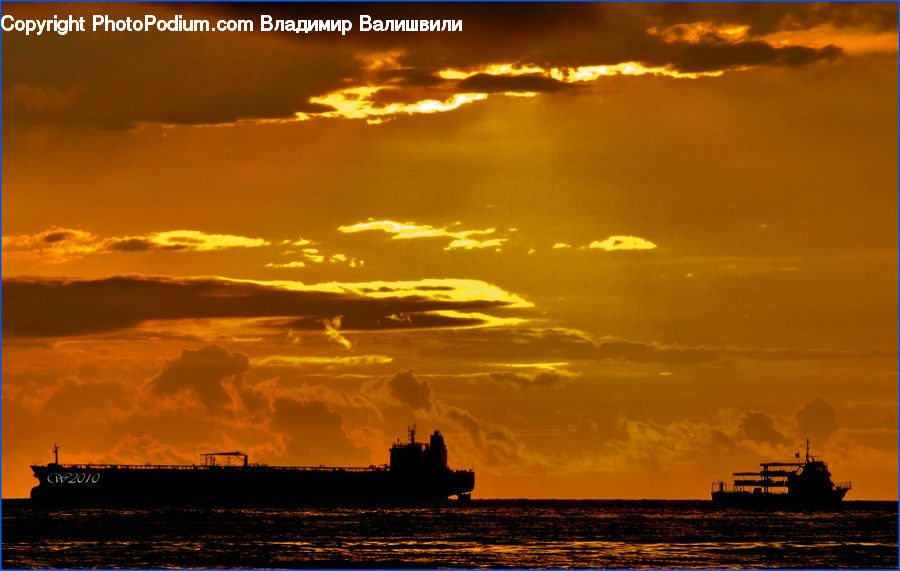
<box><xmin>265</xmin><ymin>261</ymin><xmax>308</xmax><ymax>269</ymax></box>
<box><xmin>256</xmin><ymin>355</ymin><xmax>394</xmax><ymax>367</ymax></box>
<box><xmin>280</xmin><ymin>237</ymin><xmax>314</xmax><ymax>247</ymax></box>
<box><xmin>320</xmin><ymin>316</ymin><xmax>354</xmax><ymax>351</ymax></box>
<box><xmin>444</xmin><ymin>238</ymin><xmax>505</xmax><ymax>251</ymax></box>
<box><xmin>267</xmin><ymin>247</ymin><xmax>364</xmax><ymax>269</ymax></box>
<box><xmin>296</xmin><ymin>86</ymin><xmax>488</xmax><ymax>125</ymax></box>
<box><xmin>588</xmin><ymin>236</ymin><xmax>658</xmax><ymax>251</ymax></box>
<box><xmin>339</xmin><ymin>219</ymin><xmax>507</xmax><ymax>251</ymax></box>
<box><xmin>543</xmin><ymin>236</ymin><xmax>657</xmax><ymax>253</ymax></box>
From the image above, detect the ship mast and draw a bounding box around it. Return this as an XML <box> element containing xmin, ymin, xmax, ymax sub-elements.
<box><xmin>53</xmin><ymin>443</ymin><xmax>59</xmax><ymax>464</ymax></box>
<box><xmin>805</xmin><ymin>439</ymin><xmax>810</xmax><ymax>463</ymax></box>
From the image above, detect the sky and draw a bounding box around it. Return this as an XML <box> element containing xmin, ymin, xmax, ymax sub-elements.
<box><xmin>2</xmin><ymin>2</ymin><xmax>897</xmax><ymax>499</ymax></box>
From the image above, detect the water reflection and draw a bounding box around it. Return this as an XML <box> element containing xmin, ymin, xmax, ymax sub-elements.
<box><xmin>3</xmin><ymin>500</ymin><xmax>896</xmax><ymax>568</ymax></box>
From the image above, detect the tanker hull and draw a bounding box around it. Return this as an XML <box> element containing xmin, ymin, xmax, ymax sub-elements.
<box><xmin>30</xmin><ymin>465</ymin><xmax>475</xmax><ymax>507</ymax></box>
<box><xmin>29</xmin><ymin>429</ymin><xmax>475</xmax><ymax>507</ymax></box>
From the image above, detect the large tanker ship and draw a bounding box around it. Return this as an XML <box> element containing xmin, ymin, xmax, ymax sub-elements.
<box><xmin>711</xmin><ymin>440</ymin><xmax>850</xmax><ymax>508</ymax></box>
<box><xmin>30</xmin><ymin>428</ymin><xmax>474</xmax><ymax>506</ymax></box>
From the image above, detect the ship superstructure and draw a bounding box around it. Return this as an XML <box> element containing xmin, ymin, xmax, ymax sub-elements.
<box><xmin>711</xmin><ymin>440</ymin><xmax>850</xmax><ymax>508</ymax></box>
<box><xmin>30</xmin><ymin>428</ymin><xmax>474</xmax><ymax>506</ymax></box>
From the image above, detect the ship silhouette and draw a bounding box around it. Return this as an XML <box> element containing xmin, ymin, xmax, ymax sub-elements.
<box><xmin>711</xmin><ymin>440</ymin><xmax>850</xmax><ymax>508</ymax></box>
<box><xmin>30</xmin><ymin>427</ymin><xmax>474</xmax><ymax>506</ymax></box>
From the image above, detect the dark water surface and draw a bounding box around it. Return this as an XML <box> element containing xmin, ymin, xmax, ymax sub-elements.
<box><xmin>2</xmin><ymin>499</ymin><xmax>896</xmax><ymax>568</ymax></box>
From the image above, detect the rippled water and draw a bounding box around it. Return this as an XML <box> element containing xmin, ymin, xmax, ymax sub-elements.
<box><xmin>2</xmin><ymin>499</ymin><xmax>896</xmax><ymax>568</ymax></box>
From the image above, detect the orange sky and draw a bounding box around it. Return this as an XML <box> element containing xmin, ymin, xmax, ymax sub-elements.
<box><xmin>2</xmin><ymin>2</ymin><xmax>897</xmax><ymax>499</ymax></box>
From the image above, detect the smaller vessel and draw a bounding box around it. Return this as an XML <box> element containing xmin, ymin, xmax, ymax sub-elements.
<box><xmin>711</xmin><ymin>440</ymin><xmax>850</xmax><ymax>508</ymax></box>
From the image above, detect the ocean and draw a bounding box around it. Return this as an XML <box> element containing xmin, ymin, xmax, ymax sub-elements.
<box><xmin>2</xmin><ymin>499</ymin><xmax>896</xmax><ymax>568</ymax></box>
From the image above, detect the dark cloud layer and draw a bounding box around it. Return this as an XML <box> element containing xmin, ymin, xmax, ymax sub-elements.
<box><xmin>676</xmin><ymin>41</ymin><xmax>840</xmax><ymax>73</ymax></box>
<box><xmin>3</xmin><ymin>2</ymin><xmax>886</xmax><ymax>128</ymax></box>
<box><xmin>2</xmin><ymin>2</ymin><xmax>358</xmax><ymax>128</ymax></box>
<box><xmin>650</xmin><ymin>2</ymin><xmax>899</xmax><ymax>35</ymax></box>
<box><xmin>1</xmin><ymin>276</ymin><xmax>516</xmax><ymax>339</ymax></box>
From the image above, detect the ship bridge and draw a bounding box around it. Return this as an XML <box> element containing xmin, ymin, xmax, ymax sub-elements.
<box><xmin>389</xmin><ymin>426</ymin><xmax>449</xmax><ymax>473</ymax></box>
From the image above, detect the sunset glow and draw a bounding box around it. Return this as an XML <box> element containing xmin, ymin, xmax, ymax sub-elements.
<box><xmin>2</xmin><ymin>2</ymin><xmax>896</xmax><ymax>503</ymax></box>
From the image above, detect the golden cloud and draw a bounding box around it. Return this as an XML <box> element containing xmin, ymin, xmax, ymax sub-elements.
<box><xmin>588</xmin><ymin>236</ymin><xmax>658</xmax><ymax>251</ymax></box>
<box><xmin>256</xmin><ymin>355</ymin><xmax>394</xmax><ymax>367</ymax></box>
<box><xmin>2</xmin><ymin>227</ymin><xmax>270</xmax><ymax>264</ymax></box>
<box><xmin>339</xmin><ymin>219</ymin><xmax>507</xmax><ymax>251</ymax></box>
<box><xmin>648</xmin><ymin>22</ymin><xmax>750</xmax><ymax>45</ymax></box>
<box><xmin>129</xmin><ymin>230</ymin><xmax>268</xmax><ymax>251</ymax></box>
<box><xmin>266</xmin><ymin>261</ymin><xmax>307</xmax><ymax>269</ymax></box>
<box><xmin>295</xmin><ymin>86</ymin><xmax>488</xmax><ymax>125</ymax></box>
<box><xmin>440</xmin><ymin>61</ymin><xmax>727</xmax><ymax>82</ymax></box>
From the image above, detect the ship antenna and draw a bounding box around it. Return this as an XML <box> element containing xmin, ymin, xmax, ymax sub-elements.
<box><xmin>805</xmin><ymin>439</ymin><xmax>810</xmax><ymax>463</ymax></box>
<box><xmin>53</xmin><ymin>443</ymin><xmax>59</xmax><ymax>464</ymax></box>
